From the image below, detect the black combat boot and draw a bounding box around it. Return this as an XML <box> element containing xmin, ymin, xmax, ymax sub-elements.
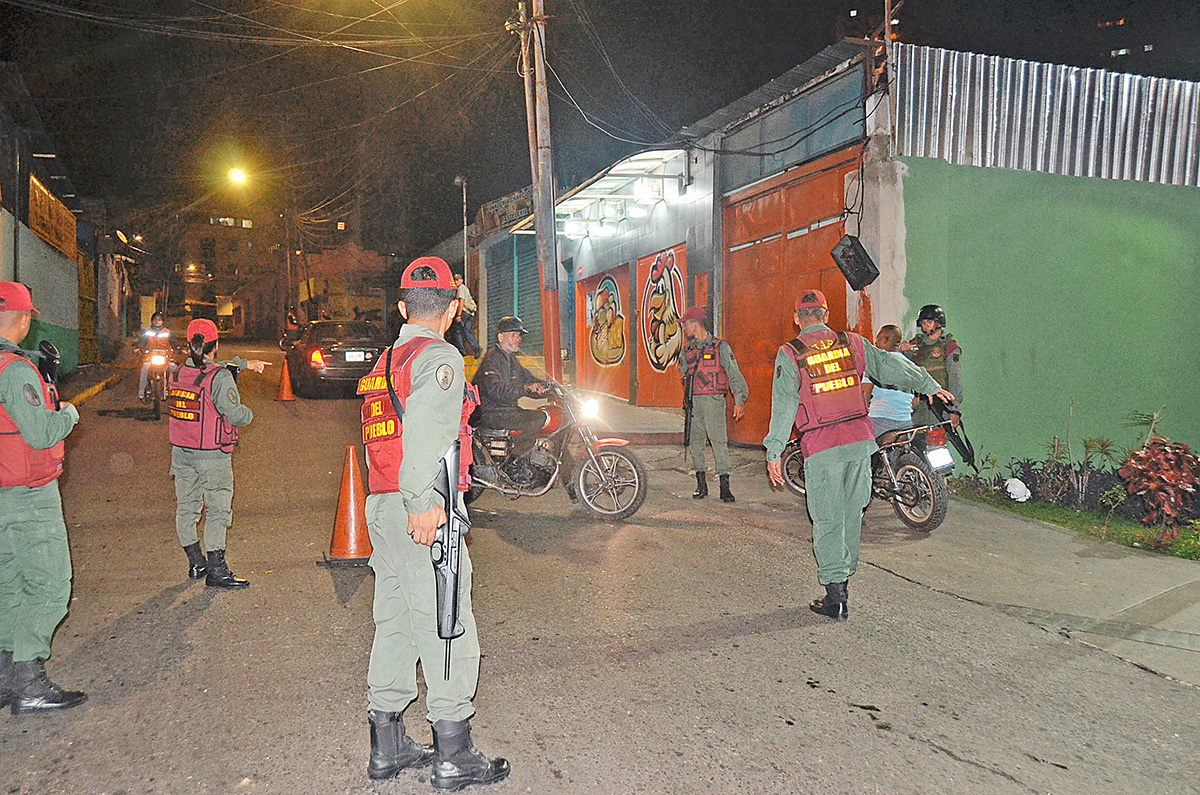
<box><xmin>0</xmin><ymin>651</ymin><xmax>12</xmax><ymax>710</ymax></box>
<box><xmin>719</xmin><ymin>474</ymin><xmax>735</xmax><ymax>503</ymax></box>
<box><xmin>692</xmin><ymin>471</ymin><xmax>708</xmax><ymax>499</ymax></box>
<box><xmin>10</xmin><ymin>658</ymin><xmax>87</xmax><ymax>715</ymax></box>
<box><xmin>809</xmin><ymin>581</ymin><xmax>848</xmax><ymax>621</ymax></box>
<box><xmin>431</xmin><ymin>719</ymin><xmax>511</xmax><ymax>792</ymax></box>
<box><xmin>205</xmin><ymin>549</ymin><xmax>249</xmax><ymax>589</ymax></box>
<box><xmin>368</xmin><ymin>710</ymin><xmax>434</xmax><ymax>780</ymax></box>
<box><xmin>183</xmin><ymin>543</ymin><xmax>208</xmax><ymax>579</ymax></box>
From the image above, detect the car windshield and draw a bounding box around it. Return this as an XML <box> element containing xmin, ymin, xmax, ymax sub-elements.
<box><xmin>308</xmin><ymin>323</ymin><xmax>383</xmax><ymax>344</ymax></box>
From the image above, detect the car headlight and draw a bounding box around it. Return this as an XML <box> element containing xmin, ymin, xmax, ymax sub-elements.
<box><xmin>580</xmin><ymin>397</ymin><xmax>599</xmax><ymax>419</ymax></box>
<box><xmin>150</xmin><ymin>354</ymin><xmax>167</xmax><ymax>366</ymax></box>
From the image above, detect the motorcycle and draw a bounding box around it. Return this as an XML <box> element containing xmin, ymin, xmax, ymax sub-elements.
<box><xmin>141</xmin><ymin>332</ymin><xmax>175</xmax><ymax>420</ymax></box>
<box><xmin>465</xmin><ymin>382</ymin><xmax>649</xmax><ymax>522</ymax></box>
<box><xmin>780</xmin><ymin>417</ymin><xmax>957</xmax><ymax>531</ymax></box>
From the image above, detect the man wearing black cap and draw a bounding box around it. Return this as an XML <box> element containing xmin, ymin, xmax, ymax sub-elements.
<box><xmin>472</xmin><ymin>316</ymin><xmax>550</xmax><ymax>475</ymax></box>
<box><xmin>680</xmin><ymin>305</ymin><xmax>748</xmax><ymax>502</ymax></box>
<box><xmin>359</xmin><ymin>257</ymin><xmax>508</xmax><ymax>789</ymax></box>
<box><xmin>764</xmin><ymin>289</ymin><xmax>952</xmax><ymax>621</ymax></box>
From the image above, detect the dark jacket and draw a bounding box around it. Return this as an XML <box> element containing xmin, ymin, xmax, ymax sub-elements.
<box><xmin>473</xmin><ymin>347</ymin><xmax>543</xmax><ymax>408</ymax></box>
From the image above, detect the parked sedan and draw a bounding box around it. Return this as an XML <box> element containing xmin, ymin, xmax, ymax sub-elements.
<box><xmin>285</xmin><ymin>321</ymin><xmax>390</xmax><ymax>398</ymax></box>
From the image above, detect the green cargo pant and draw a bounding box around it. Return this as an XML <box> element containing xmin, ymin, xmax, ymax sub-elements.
<box><xmin>689</xmin><ymin>394</ymin><xmax>731</xmax><ymax>475</ymax></box>
<box><xmin>366</xmin><ymin>492</ymin><xmax>480</xmax><ymax>722</ymax></box>
<box><xmin>0</xmin><ymin>482</ymin><xmax>73</xmax><ymax>662</ymax></box>
<box><xmin>804</xmin><ymin>445</ymin><xmax>874</xmax><ymax>585</ymax></box>
<box><xmin>171</xmin><ymin>446</ymin><xmax>234</xmax><ymax>551</ymax></box>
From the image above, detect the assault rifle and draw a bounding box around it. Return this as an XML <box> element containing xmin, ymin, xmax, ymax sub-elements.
<box><xmin>431</xmin><ymin>440</ymin><xmax>468</xmax><ymax>680</ymax></box>
<box><xmin>37</xmin><ymin>341</ymin><xmax>60</xmax><ymax>409</ymax></box>
<box><xmin>682</xmin><ymin>368</ymin><xmax>694</xmax><ymax>448</ymax></box>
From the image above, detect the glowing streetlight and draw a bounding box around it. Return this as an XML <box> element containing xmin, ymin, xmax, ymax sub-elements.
<box><xmin>228</xmin><ymin>168</ymin><xmax>247</xmax><ymax>185</ymax></box>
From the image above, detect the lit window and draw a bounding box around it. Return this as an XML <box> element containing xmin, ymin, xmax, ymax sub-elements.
<box><xmin>1111</xmin><ymin>48</ymin><xmax>1129</xmax><ymax>57</ymax></box>
<box><xmin>241</xmin><ymin>219</ymin><xmax>253</xmax><ymax>228</ymax></box>
<box><xmin>849</xmin><ymin>9</ymin><xmax>857</xmax><ymax>17</ymax></box>
<box><xmin>1144</xmin><ymin>44</ymin><xmax>1154</xmax><ymax>52</ymax></box>
<box><xmin>337</xmin><ymin>221</ymin><xmax>346</xmax><ymax>231</ymax></box>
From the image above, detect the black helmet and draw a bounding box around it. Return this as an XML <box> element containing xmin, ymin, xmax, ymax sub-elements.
<box><xmin>917</xmin><ymin>304</ymin><xmax>946</xmax><ymax>328</ymax></box>
<box><xmin>497</xmin><ymin>316</ymin><xmax>528</xmax><ymax>334</ymax></box>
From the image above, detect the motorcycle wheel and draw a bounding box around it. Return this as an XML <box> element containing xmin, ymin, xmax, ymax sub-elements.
<box><xmin>891</xmin><ymin>452</ymin><xmax>948</xmax><ymax>531</ymax></box>
<box><xmin>780</xmin><ymin>443</ymin><xmax>807</xmax><ymax>498</ymax></box>
<box><xmin>574</xmin><ymin>446</ymin><xmax>648</xmax><ymax>522</ymax></box>
<box><xmin>151</xmin><ymin>374</ymin><xmax>162</xmax><ymax>420</ymax></box>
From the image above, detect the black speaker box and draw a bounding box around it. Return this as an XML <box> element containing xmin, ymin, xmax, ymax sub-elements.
<box><xmin>829</xmin><ymin>235</ymin><xmax>879</xmax><ymax>291</ymax></box>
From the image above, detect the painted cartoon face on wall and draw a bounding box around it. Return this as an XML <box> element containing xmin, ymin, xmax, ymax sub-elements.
<box><xmin>589</xmin><ymin>276</ymin><xmax>627</xmax><ymax>367</ymax></box>
<box><xmin>640</xmin><ymin>249</ymin><xmax>684</xmax><ymax>372</ymax></box>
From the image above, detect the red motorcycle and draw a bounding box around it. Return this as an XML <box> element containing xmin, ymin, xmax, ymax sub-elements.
<box><xmin>466</xmin><ymin>382</ymin><xmax>649</xmax><ymax>522</ymax></box>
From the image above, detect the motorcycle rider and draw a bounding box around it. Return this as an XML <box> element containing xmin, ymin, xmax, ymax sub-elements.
<box><xmin>900</xmin><ymin>304</ymin><xmax>962</xmax><ymax>429</ymax></box>
<box><xmin>472</xmin><ymin>316</ymin><xmax>550</xmax><ymax>478</ymax></box>
<box><xmin>764</xmin><ymin>290</ymin><xmax>953</xmax><ymax>621</ymax></box>
<box><xmin>138</xmin><ymin>311</ymin><xmax>172</xmax><ymax>401</ymax></box>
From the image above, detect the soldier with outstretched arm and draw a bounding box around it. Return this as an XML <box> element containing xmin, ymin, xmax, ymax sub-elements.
<box><xmin>764</xmin><ymin>290</ymin><xmax>953</xmax><ymax>621</ymax></box>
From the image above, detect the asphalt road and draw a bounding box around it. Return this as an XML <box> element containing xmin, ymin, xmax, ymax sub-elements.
<box><xmin>2</xmin><ymin>343</ymin><xmax>1198</xmax><ymax>794</ymax></box>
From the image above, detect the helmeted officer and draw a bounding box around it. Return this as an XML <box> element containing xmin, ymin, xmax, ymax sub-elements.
<box><xmin>138</xmin><ymin>311</ymin><xmax>172</xmax><ymax>402</ymax></box>
<box><xmin>680</xmin><ymin>306</ymin><xmax>748</xmax><ymax>502</ymax></box>
<box><xmin>0</xmin><ymin>281</ymin><xmax>87</xmax><ymax>714</ymax></box>
<box><xmin>472</xmin><ymin>315</ymin><xmax>550</xmax><ymax>469</ymax></box>
<box><xmin>166</xmin><ymin>318</ymin><xmax>261</xmax><ymax>588</ymax></box>
<box><xmin>764</xmin><ymin>290</ymin><xmax>953</xmax><ymax>620</ymax></box>
<box><xmin>359</xmin><ymin>256</ymin><xmax>508</xmax><ymax>790</ymax></box>
<box><xmin>902</xmin><ymin>304</ymin><xmax>963</xmax><ymax>429</ymax></box>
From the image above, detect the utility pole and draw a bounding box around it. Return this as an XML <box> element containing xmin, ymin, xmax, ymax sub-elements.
<box><xmin>510</xmin><ymin>0</ymin><xmax>562</xmax><ymax>381</ymax></box>
<box><xmin>454</xmin><ymin>175</ymin><xmax>468</xmax><ymax>275</ymax></box>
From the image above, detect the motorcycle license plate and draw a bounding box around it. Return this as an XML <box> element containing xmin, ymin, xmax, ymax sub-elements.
<box><xmin>344</xmin><ymin>351</ymin><xmax>366</xmax><ymax>362</ymax></box>
<box><xmin>925</xmin><ymin>445</ymin><xmax>955</xmax><ymax>471</ymax></box>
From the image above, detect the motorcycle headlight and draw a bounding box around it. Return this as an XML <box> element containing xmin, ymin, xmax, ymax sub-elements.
<box><xmin>925</xmin><ymin>445</ymin><xmax>955</xmax><ymax>471</ymax></box>
<box><xmin>150</xmin><ymin>354</ymin><xmax>167</xmax><ymax>366</ymax></box>
<box><xmin>580</xmin><ymin>397</ymin><xmax>599</xmax><ymax>419</ymax></box>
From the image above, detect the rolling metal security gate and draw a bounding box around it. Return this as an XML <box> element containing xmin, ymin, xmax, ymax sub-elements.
<box><xmin>484</xmin><ymin>234</ymin><xmax>543</xmax><ymax>352</ymax></box>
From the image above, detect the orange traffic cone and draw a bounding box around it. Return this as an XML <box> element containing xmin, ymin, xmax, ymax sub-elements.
<box><xmin>323</xmin><ymin>445</ymin><xmax>372</xmax><ymax>567</ymax></box>
<box><xmin>276</xmin><ymin>357</ymin><xmax>296</xmax><ymax>401</ymax></box>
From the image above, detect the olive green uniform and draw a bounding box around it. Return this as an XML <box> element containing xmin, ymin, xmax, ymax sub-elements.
<box><xmin>366</xmin><ymin>325</ymin><xmax>480</xmax><ymax>722</ymax></box>
<box><xmin>171</xmin><ymin>358</ymin><xmax>254</xmax><ymax>551</ymax></box>
<box><xmin>908</xmin><ymin>331</ymin><xmax>962</xmax><ymax>427</ymax></box>
<box><xmin>0</xmin><ymin>345</ymin><xmax>79</xmax><ymax>662</ymax></box>
<box><xmin>684</xmin><ymin>338</ymin><xmax>749</xmax><ymax>476</ymax></box>
<box><xmin>764</xmin><ymin>325</ymin><xmax>939</xmax><ymax>585</ymax></box>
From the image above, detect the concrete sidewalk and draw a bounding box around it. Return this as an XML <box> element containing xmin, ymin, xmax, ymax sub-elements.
<box><xmin>644</xmin><ymin>440</ymin><xmax>1200</xmax><ymax>688</ymax></box>
<box><xmin>865</xmin><ymin>498</ymin><xmax>1200</xmax><ymax>686</ymax></box>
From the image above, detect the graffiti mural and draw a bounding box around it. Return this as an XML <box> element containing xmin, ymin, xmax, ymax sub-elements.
<box><xmin>639</xmin><ymin>247</ymin><xmax>685</xmax><ymax>372</ymax></box>
<box><xmin>588</xmin><ymin>274</ymin><xmax>627</xmax><ymax>367</ymax></box>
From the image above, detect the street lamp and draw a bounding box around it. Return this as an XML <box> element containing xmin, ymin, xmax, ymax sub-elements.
<box><xmin>228</xmin><ymin>167</ymin><xmax>247</xmax><ymax>185</ymax></box>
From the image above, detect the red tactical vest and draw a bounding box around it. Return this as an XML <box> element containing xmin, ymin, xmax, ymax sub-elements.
<box><xmin>782</xmin><ymin>329</ymin><xmax>873</xmax><ymax>457</ymax></box>
<box><xmin>0</xmin><ymin>351</ymin><xmax>65</xmax><ymax>488</ymax></box>
<box><xmin>167</xmin><ymin>363</ymin><xmax>239</xmax><ymax>453</ymax></box>
<box><xmin>684</xmin><ymin>338</ymin><xmax>729</xmax><ymax>396</ymax></box>
<box><xmin>358</xmin><ymin>338</ymin><xmax>480</xmax><ymax>495</ymax></box>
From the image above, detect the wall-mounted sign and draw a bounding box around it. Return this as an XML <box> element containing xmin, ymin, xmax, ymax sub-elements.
<box><xmin>28</xmin><ymin>175</ymin><xmax>77</xmax><ymax>260</ymax></box>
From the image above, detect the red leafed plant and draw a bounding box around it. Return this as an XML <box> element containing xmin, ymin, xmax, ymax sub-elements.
<box><xmin>1118</xmin><ymin>438</ymin><xmax>1200</xmax><ymax>547</ymax></box>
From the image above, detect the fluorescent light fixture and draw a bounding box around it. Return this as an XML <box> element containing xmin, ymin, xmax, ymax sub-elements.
<box><xmin>627</xmin><ymin>205</ymin><xmax>648</xmax><ymax>219</ymax></box>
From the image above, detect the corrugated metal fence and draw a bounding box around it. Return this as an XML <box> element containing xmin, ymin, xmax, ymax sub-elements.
<box><xmin>894</xmin><ymin>43</ymin><xmax>1200</xmax><ymax>187</ymax></box>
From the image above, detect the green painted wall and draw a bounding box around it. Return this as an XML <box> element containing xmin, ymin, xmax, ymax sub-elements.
<box><xmin>901</xmin><ymin>158</ymin><xmax>1200</xmax><ymax>468</ymax></box>
<box><xmin>21</xmin><ymin>320</ymin><xmax>79</xmax><ymax>377</ymax></box>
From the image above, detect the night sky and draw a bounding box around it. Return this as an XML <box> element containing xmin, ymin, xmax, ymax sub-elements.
<box><xmin>0</xmin><ymin>0</ymin><xmax>1196</xmax><ymax>255</ymax></box>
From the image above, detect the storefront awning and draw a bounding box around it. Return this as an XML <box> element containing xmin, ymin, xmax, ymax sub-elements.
<box><xmin>510</xmin><ymin>148</ymin><xmax>688</xmax><ymax>240</ymax></box>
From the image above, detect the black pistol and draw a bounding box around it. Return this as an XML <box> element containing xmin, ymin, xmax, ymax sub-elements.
<box><xmin>431</xmin><ymin>440</ymin><xmax>469</xmax><ymax>680</ymax></box>
<box><xmin>37</xmin><ymin>341</ymin><xmax>61</xmax><ymax>409</ymax></box>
